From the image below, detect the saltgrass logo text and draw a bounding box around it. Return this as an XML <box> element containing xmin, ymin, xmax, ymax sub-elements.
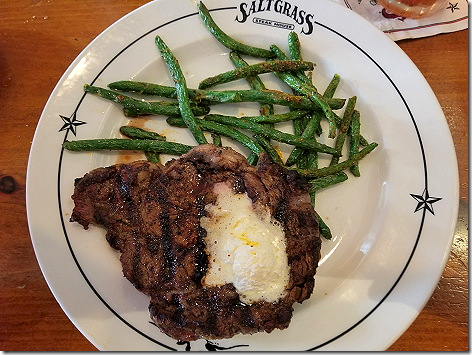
<box><xmin>235</xmin><ymin>0</ymin><xmax>314</xmax><ymax>35</ymax></box>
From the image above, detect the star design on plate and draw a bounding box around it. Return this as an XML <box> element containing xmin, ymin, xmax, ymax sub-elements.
<box><xmin>410</xmin><ymin>188</ymin><xmax>442</xmax><ymax>215</ymax></box>
<box><xmin>446</xmin><ymin>2</ymin><xmax>459</xmax><ymax>13</ymax></box>
<box><xmin>59</xmin><ymin>113</ymin><xmax>86</xmax><ymax>136</ymax></box>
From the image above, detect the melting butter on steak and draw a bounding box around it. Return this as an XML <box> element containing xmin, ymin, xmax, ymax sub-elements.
<box><xmin>70</xmin><ymin>144</ymin><xmax>321</xmax><ymax>341</ymax></box>
<box><xmin>201</xmin><ymin>181</ymin><xmax>290</xmax><ymax>305</ymax></box>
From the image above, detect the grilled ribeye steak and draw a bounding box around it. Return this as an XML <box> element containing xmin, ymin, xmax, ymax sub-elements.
<box><xmin>71</xmin><ymin>144</ymin><xmax>321</xmax><ymax>341</ymax></box>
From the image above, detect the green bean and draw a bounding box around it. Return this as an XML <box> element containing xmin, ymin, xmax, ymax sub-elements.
<box><xmin>288</xmin><ymin>31</ymin><xmax>302</xmax><ymax>61</ymax></box>
<box><xmin>288</xmin><ymin>31</ymin><xmax>314</xmax><ymax>86</ymax></box>
<box><xmin>104</xmin><ymin>81</ymin><xmax>345</xmax><ymax>111</ymax></box>
<box><xmin>309</xmin><ymin>186</ymin><xmax>316</xmax><ymax>206</ymax></box>
<box><xmin>269</xmin><ymin>42</ymin><xmax>289</xmax><ymax>60</ymax></box>
<box><xmin>252</xmin><ymin>134</ymin><xmax>285</xmax><ymax>166</ymax></box>
<box><xmin>228</xmin><ymin>51</ymin><xmax>274</xmax><ymax>116</ymax></box>
<box><xmin>307</xmin><ymin>175</ymin><xmax>335</xmax><ymax>240</ymax></box>
<box><xmin>305</xmin><ymin>150</ymin><xmax>318</xmax><ymax>170</ymax></box>
<box><xmin>108</xmin><ymin>81</ymin><xmax>179</xmax><ymax>98</ymax></box>
<box><xmin>203</xmin><ymin>114</ymin><xmax>338</xmax><ymax>155</ymax></box>
<box><xmin>359</xmin><ymin>135</ymin><xmax>370</xmax><ymax>147</ymax></box>
<box><xmin>330</xmin><ymin>96</ymin><xmax>356</xmax><ymax>166</ymax></box>
<box><xmin>119</xmin><ymin>126</ymin><xmax>166</xmax><ymax>141</ymax></box>
<box><xmin>229</xmin><ymin>52</ymin><xmax>265</xmax><ymax>88</ymax></box>
<box><xmin>331</xmin><ymin>110</ymin><xmax>369</xmax><ymax>147</ymax></box>
<box><xmin>211</xmin><ymin>133</ymin><xmax>222</xmax><ymax>147</ymax></box>
<box><xmin>294</xmin><ymin>142</ymin><xmax>378</xmax><ymax>178</ymax></box>
<box><xmin>63</xmin><ymin>138</ymin><xmax>194</xmax><ymax>155</ymax></box>
<box><xmin>197</xmin><ymin>2</ymin><xmax>276</xmax><ymax>59</ymax></box>
<box><xmin>320</xmin><ymin>112</ymin><xmax>365</xmax><ymax>149</ymax></box>
<box><xmin>122</xmin><ymin>107</ymin><xmax>146</xmax><ymax>117</ymax></box>
<box><xmin>307</xmin><ymin>71</ymin><xmax>313</xmax><ymax>83</ymax></box>
<box><xmin>270</xmin><ymin>46</ymin><xmax>328</xmax><ymax>137</ymax></box>
<box><xmin>273</xmin><ymin>71</ymin><xmax>337</xmax><ymax>138</ymax></box>
<box><xmin>144</xmin><ymin>151</ymin><xmax>161</xmax><ymax>164</ymax></box>
<box><xmin>295</xmin><ymin>154</ymin><xmax>308</xmax><ymax>170</ymax></box>
<box><xmin>270</xmin><ymin>43</ymin><xmax>310</xmax><ymax>85</ymax></box>
<box><xmin>310</xmin><ymin>111</ymin><xmax>341</xmax><ymax>137</ymax></box>
<box><xmin>270</xmin><ymin>43</ymin><xmax>311</xmax><ymax>154</ymax></box>
<box><xmin>155</xmin><ymin>35</ymin><xmax>208</xmax><ymax>144</ymax></box>
<box><xmin>121</xmin><ymin>105</ymin><xmax>207</xmax><ymax>118</ymax></box>
<box><xmin>204</xmin><ymin>110</ymin><xmax>309</xmax><ymax>125</ymax></box>
<box><xmin>228</xmin><ymin>52</ymin><xmax>272</xmax><ymax>166</ymax></box>
<box><xmin>323</xmin><ymin>74</ymin><xmax>341</xmax><ymax>99</ymax></box>
<box><xmin>309</xmin><ymin>172</ymin><xmax>348</xmax><ymax>192</ymax></box>
<box><xmin>285</xmin><ymin>111</ymin><xmax>323</xmax><ymax>166</ymax></box>
<box><xmin>198</xmin><ymin>60</ymin><xmax>315</xmax><ymax>90</ymax></box>
<box><xmin>229</xmin><ymin>51</ymin><xmax>274</xmax><ymax>167</ymax></box>
<box><xmin>194</xmin><ymin>89</ymin><xmax>345</xmax><ymax>110</ymax></box>
<box><xmin>349</xmin><ymin>110</ymin><xmax>361</xmax><ymax>176</ymax></box>
<box><xmin>305</xmin><ymin>119</ymin><xmax>321</xmax><ymax>170</ymax></box>
<box><xmin>119</xmin><ymin>126</ymin><xmax>165</xmax><ymax>164</ymax></box>
<box><xmin>246</xmin><ymin>153</ymin><xmax>259</xmax><ymax>166</ymax></box>
<box><xmin>166</xmin><ymin>117</ymin><xmax>264</xmax><ymax>157</ymax></box>
<box><xmin>84</xmin><ymin>85</ymin><xmax>209</xmax><ymax>117</ymax></box>
<box><xmin>316</xmin><ymin>211</ymin><xmax>332</xmax><ymax>240</ymax></box>
<box><xmin>244</xmin><ymin>152</ymin><xmax>257</xmax><ymax>166</ymax></box>
<box><xmin>122</xmin><ymin>107</ymin><xmax>175</xmax><ymax>118</ymax></box>
<box><xmin>270</xmin><ymin>43</ymin><xmax>337</xmax><ymax>138</ymax></box>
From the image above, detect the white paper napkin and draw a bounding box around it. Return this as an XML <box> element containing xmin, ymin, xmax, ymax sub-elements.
<box><xmin>330</xmin><ymin>0</ymin><xmax>468</xmax><ymax>41</ymax></box>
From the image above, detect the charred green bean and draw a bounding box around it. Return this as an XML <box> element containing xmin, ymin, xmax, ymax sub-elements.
<box><xmin>204</xmin><ymin>114</ymin><xmax>339</xmax><ymax>155</ymax></box>
<box><xmin>198</xmin><ymin>60</ymin><xmax>315</xmax><ymax>90</ymax></box>
<box><xmin>349</xmin><ymin>110</ymin><xmax>361</xmax><ymax>176</ymax></box>
<box><xmin>119</xmin><ymin>126</ymin><xmax>166</xmax><ymax>141</ymax></box>
<box><xmin>155</xmin><ymin>35</ymin><xmax>208</xmax><ymax>144</ymax></box>
<box><xmin>63</xmin><ymin>138</ymin><xmax>194</xmax><ymax>155</ymax></box>
<box><xmin>166</xmin><ymin>117</ymin><xmax>264</xmax><ymax>157</ymax></box>
<box><xmin>197</xmin><ymin>1</ymin><xmax>275</xmax><ymax>58</ymax></box>
<box><xmin>84</xmin><ymin>84</ymin><xmax>209</xmax><ymax>117</ymax></box>
<box><xmin>295</xmin><ymin>142</ymin><xmax>378</xmax><ymax>178</ymax></box>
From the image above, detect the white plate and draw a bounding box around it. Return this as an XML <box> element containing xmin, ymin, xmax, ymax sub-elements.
<box><xmin>26</xmin><ymin>0</ymin><xmax>459</xmax><ymax>351</ymax></box>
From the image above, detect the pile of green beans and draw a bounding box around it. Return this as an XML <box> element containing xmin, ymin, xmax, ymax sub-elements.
<box><xmin>63</xmin><ymin>1</ymin><xmax>378</xmax><ymax>240</ymax></box>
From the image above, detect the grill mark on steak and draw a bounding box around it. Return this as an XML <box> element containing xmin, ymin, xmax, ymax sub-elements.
<box><xmin>153</xmin><ymin>179</ymin><xmax>177</xmax><ymax>285</ymax></box>
<box><xmin>70</xmin><ymin>144</ymin><xmax>321</xmax><ymax>341</ymax></box>
<box><xmin>194</xmin><ymin>195</ymin><xmax>209</xmax><ymax>284</ymax></box>
<box><xmin>158</xmin><ymin>208</ymin><xmax>174</xmax><ymax>283</ymax></box>
<box><xmin>131</xmin><ymin>236</ymin><xmax>143</xmax><ymax>290</ymax></box>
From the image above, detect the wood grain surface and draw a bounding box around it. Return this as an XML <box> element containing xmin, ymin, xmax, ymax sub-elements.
<box><xmin>0</xmin><ymin>1</ymin><xmax>467</xmax><ymax>351</ymax></box>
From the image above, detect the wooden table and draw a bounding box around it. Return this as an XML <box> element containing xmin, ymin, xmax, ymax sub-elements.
<box><xmin>0</xmin><ymin>1</ymin><xmax>467</xmax><ymax>351</ymax></box>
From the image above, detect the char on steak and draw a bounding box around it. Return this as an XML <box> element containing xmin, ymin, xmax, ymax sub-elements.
<box><xmin>70</xmin><ymin>144</ymin><xmax>321</xmax><ymax>341</ymax></box>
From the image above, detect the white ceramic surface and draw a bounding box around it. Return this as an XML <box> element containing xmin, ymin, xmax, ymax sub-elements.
<box><xmin>26</xmin><ymin>0</ymin><xmax>459</xmax><ymax>351</ymax></box>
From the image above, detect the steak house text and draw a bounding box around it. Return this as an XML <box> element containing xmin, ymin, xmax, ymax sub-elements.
<box><xmin>235</xmin><ymin>0</ymin><xmax>315</xmax><ymax>35</ymax></box>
